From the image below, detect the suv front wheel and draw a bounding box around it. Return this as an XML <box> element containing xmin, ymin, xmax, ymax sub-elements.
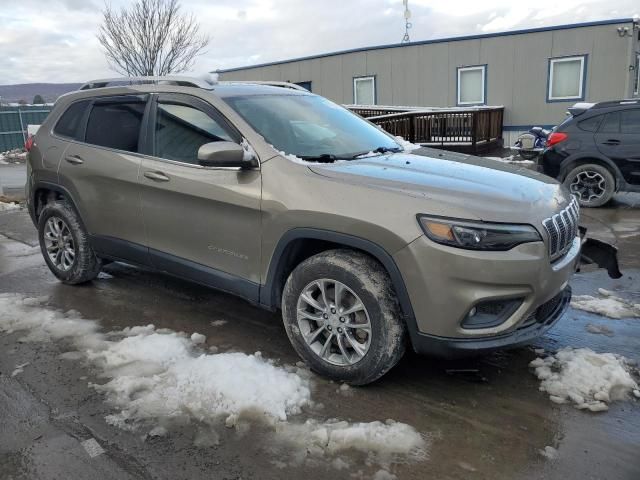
<box><xmin>282</xmin><ymin>249</ymin><xmax>406</xmax><ymax>385</ymax></box>
<box><xmin>38</xmin><ymin>200</ymin><xmax>102</xmax><ymax>284</ymax></box>
<box><xmin>563</xmin><ymin>163</ymin><xmax>615</xmax><ymax>208</ymax></box>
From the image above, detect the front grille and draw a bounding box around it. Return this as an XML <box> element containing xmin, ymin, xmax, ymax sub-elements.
<box><xmin>542</xmin><ymin>197</ymin><xmax>580</xmax><ymax>261</ymax></box>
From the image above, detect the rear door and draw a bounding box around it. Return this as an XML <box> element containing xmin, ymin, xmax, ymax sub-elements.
<box><xmin>139</xmin><ymin>93</ymin><xmax>262</xmax><ymax>296</ymax></box>
<box><xmin>57</xmin><ymin>95</ymin><xmax>149</xmax><ymax>256</ymax></box>
<box><xmin>595</xmin><ymin>108</ymin><xmax>640</xmax><ymax>185</ymax></box>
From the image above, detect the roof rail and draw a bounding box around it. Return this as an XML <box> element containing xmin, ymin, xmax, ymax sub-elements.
<box><xmin>79</xmin><ymin>75</ymin><xmax>217</xmax><ymax>91</ymax></box>
<box><xmin>592</xmin><ymin>98</ymin><xmax>639</xmax><ymax>109</ymax></box>
<box><xmin>217</xmin><ymin>80</ymin><xmax>309</xmax><ymax>91</ymax></box>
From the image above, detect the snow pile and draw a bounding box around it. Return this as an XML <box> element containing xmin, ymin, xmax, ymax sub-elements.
<box><xmin>272</xmin><ymin>419</ymin><xmax>427</xmax><ymax>468</ymax></box>
<box><xmin>484</xmin><ymin>155</ymin><xmax>535</xmax><ymax>165</ymax></box>
<box><xmin>87</xmin><ymin>328</ymin><xmax>311</xmax><ymax>429</ymax></box>
<box><xmin>571</xmin><ymin>288</ymin><xmax>640</xmax><ymax>319</ymax></box>
<box><xmin>0</xmin><ymin>149</ymin><xmax>27</xmax><ymax>163</ymax></box>
<box><xmin>0</xmin><ymin>293</ymin><xmax>427</xmax><ymax>469</ymax></box>
<box><xmin>0</xmin><ymin>201</ymin><xmax>21</xmax><ymax>212</ymax></box>
<box><xmin>530</xmin><ymin>347</ymin><xmax>639</xmax><ymax>412</ymax></box>
<box><xmin>394</xmin><ymin>136</ymin><xmax>422</xmax><ymax>152</ymax></box>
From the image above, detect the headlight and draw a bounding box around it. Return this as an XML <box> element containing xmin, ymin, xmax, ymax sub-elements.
<box><xmin>417</xmin><ymin>215</ymin><xmax>541</xmax><ymax>251</ymax></box>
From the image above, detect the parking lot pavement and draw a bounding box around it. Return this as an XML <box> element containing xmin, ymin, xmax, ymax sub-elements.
<box><xmin>0</xmin><ymin>164</ymin><xmax>27</xmax><ymax>198</ymax></box>
<box><xmin>0</xmin><ymin>205</ymin><xmax>638</xmax><ymax>480</ymax></box>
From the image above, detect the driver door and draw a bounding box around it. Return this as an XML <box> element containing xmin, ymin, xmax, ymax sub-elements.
<box><xmin>139</xmin><ymin>93</ymin><xmax>262</xmax><ymax>298</ymax></box>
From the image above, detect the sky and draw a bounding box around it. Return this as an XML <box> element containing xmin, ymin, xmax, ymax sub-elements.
<box><xmin>0</xmin><ymin>0</ymin><xmax>638</xmax><ymax>85</ymax></box>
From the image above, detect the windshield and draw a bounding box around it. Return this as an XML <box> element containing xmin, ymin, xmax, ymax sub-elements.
<box><xmin>223</xmin><ymin>94</ymin><xmax>401</xmax><ymax>160</ymax></box>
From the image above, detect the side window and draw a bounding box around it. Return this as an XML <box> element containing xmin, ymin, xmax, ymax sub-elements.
<box><xmin>154</xmin><ymin>102</ymin><xmax>236</xmax><ymax>164</ymax></box>
<box><xmin>600</xmin><ymin>112</ymin><xmax>620</xmax><ymax>134</ymax></box>
<box><xmin>85</xmin><ymin>101</ymin><xmax>146</xmax><ymax>152</ymax></box>
<box><xmin>53</xmin><ymin>100</ymin><xmax>91</xmax><ymax>140</ymax></box>
<box><xmin>620</xmin><ymin>109</ymin><xmax>640</xmax><ymax>134</ymax></box>
<box><xmin>577</xmin><ymin>114</ymin><xmax>603</xmax><ymax>132</ymax></box>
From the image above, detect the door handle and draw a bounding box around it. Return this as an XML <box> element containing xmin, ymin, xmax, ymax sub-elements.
<box><xmin>143</xmin><ymin>171</ymin><xmax>170</xmax><ymax>182</ymax></box>
<box><xmin>601</xmin><ymin>139</ymin><xmax>620</xmax><ymax>146</ymax></box>
<box><xmin>65</xmin><ymin>155</ymin><xmax>84</xmax><ymax>165</ymax></box>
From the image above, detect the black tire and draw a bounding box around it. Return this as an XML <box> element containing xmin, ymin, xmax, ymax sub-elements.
<box><xmin>38</xmin><ymin>200</ymin><xmax>102</xmax><ymax>284</ymax></box>
<box><xmin>519</xmin><ymin>150</ymin><xmax>539</xmax><ymax>160</ymax></box>
<box><xmin>282</xmin><ymin>249</ymin><xmax>407</xmax><ymax>385</ymax></box>
<box><xmin>563</xmin><ymin>163</ymin><xmax>615</xmax><ymax>208</ymax></box>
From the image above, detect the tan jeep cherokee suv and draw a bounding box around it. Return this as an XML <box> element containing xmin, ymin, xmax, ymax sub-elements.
<box><xmin>26</xmin><ymin>76</ymin><xmax>579</xmax><ymax>384</ymax></box>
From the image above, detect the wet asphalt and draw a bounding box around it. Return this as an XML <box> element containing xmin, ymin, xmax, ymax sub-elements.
<box><xmin>0</xmin><ymin>189</ymin><xmax>638</xmax><ymax>480</ymax></box>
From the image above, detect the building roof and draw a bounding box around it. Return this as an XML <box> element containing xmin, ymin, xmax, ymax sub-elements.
<box><xmin>216</xmin><ymin>18</ymin><xmax>634</xmax><ymax>73</ymax></box>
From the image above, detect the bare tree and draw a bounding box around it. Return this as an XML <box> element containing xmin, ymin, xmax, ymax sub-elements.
<box><xmin>97</xmin><ymin>0</ymin><xmax>209</xmax><ymax>76</ymax></box>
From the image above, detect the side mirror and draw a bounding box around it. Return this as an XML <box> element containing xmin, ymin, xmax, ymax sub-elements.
<box><xmin>197</xmin><ymin>141</ymin><xmax>256</xmax><ymax>168</ymax></box>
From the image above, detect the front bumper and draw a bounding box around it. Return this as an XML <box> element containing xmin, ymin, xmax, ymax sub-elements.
<box><xmin>408</xmin><ymin>286</ymin><xmax>570</xmax><ymax>356</ymax></box>
<box><xmin>393</xmin><ymin>234</ymin><xmax>580</xmax><ymax>355</ymax></box>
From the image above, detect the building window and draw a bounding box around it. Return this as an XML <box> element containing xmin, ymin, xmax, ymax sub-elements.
<box><xmin>457</xmin><ymin>65</ymin><xmax>486</xmax><ymax>106</ymax></box>
<box><xmin>548</xmin><ymin>55</ymin><xmax>586</xmax><ymax>101</ymax></box>
<box><xmin>353</xmin><ymin>76</ymin><xmax>376</xmax><ymax>105</ymax></box>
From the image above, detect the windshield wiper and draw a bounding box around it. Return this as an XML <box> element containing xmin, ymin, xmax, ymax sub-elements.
<box><xmin>299</xmin><ymin>153</ymin><xmax>340</xmax><ymax>163</ymax></box>
<box><xmin>349</xmin><ymin>146</ymin><xmax>402</xmax><ymax>159</ymax></box>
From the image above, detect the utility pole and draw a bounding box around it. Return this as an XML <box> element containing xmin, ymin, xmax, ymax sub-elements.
<box><xmin>401</xmin><ymin>0</ymin><xmax>412</xmax><ymax>43</ymax></box>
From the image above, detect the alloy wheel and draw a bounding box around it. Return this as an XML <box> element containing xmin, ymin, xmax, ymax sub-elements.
<box><xmin>569</xmin><ymin>170</ymin><xmax>606</xmax><ymax>203</ymax></box>
<box><xmin>296</xmin><ymin>278</ymin><xmax>372</xmax><ymax>366</ymax></box>
<box><xmin>43</xmin><ymin>216</ymin><xmax>76</xmax><ymax>272</ymax></box>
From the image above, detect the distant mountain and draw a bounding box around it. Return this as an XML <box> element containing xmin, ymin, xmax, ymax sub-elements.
<box><xmin>0</xmin><ymin>83</ymin><xmax>82</xmax><ymax>104</ymax></box>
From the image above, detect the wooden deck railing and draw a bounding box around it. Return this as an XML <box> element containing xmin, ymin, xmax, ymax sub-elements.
<box><xmin>346</xmin><ymin>105</ymin><xmax>504</xmax><ymax>154</ymax></box>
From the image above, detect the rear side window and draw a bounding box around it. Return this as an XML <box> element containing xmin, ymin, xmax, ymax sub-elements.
<box><xmin>85</xmin><ymin>101</ymin><xmax>146</xmax><ymax>153</ymax></box>
<box><xmin>577</xmin><ymin>114</ymin><xmax>603</xmax><ymax>132</ymax></box>
<box><xmin>600</xmin><ymin>112</ymin><xmax>620</xmax><ymax>134</ymax></box>
<box><xmin>620</xmin><ymin>109</ymin><xmax>640</xmax><ymax>134</ymax></box>
<box><xmin>53</xmin><ymin>100</ymin><xmax>91</xmax><ymax>140</ymax></box>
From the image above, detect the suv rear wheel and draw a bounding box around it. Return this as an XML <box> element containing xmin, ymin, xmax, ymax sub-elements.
<box><xmin>282</xmin><ymin>249</ymin><xmax>406</xmax><ymax>385</ymax></box>
<box><xmin>563</xmin><ymin>163</ymin><xmax>615</xmax><ymax>208</ymax></box>
<box><xmin>38</xmin><ymin>200</ymin><xmax>102</xmax><ymax>284</ymax></box>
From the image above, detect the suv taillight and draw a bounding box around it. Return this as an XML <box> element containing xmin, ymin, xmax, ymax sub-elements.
<box><xmin>546</xmin><ymin>132</ymin><xmax>568</xmax><ymax>147</ymax></box>
<box><xmin>25</xmin><ymin>135</ymin><xmax>34</xmax><ymax>152</ymax></box>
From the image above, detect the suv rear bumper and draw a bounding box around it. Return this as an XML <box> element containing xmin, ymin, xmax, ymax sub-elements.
<box><xmin>408</xmin><ymin>286</ymin><xmax>570</xmax><ymax>356</ymax></box>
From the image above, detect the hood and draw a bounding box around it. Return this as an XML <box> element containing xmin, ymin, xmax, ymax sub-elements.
<box><xmin>307</xmin><ymin>151</ymin><xmax>572</xmax><ymax>224</ymax></box>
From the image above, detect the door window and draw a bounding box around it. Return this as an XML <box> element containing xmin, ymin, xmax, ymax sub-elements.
<box><xmin>620</xmin><ymin>109</ymin><xmax>640</xmax><ymax>134</ymax></box>
<box><xmin>85</xmin><ymin>101</ymin><xmax>146</xmax><ymax>152</ymax></box>
<box><xmin>154</xmin><ymin>102</ymin><xmax>235</xmax><ymax>164</ymax></box>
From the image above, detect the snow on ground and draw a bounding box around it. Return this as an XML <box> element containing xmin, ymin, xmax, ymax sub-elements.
<box><xmin>0</xmin><ymin>293</ymin><xmax>427</xmax><ymax>470</ymax></box>
<box><xmin>571</xmin><ymin>288</ymin><xmax>640</xmax><ymax>319</ymax></box>
<box><xmin>483</xmin><ymin>155</ymin><xmax>535</xmax><ymax>166</ymax></box>
<box><xmin>0</xmin><ymin>149</ymin><xmax>27</xmax><ymax>163</ymax></box>
<box><xmin>530</xmin><ymin>347</ymin><xmax>639</xmax><ymax>412</ymax></box>
<box><xmin>585</xmin><ymin>323</ymin><xmax>615</xmax><ymax>337</ymax></box>
<box><xmin>0</xmin><ymin>201</ymin><xmax>21</xmax><ymax>212</ymax></box>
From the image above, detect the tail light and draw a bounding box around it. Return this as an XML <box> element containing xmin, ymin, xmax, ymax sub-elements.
<box><xmin>546</xmin><ymin>132</ymin><xmax>568</xmax><ymax>147</ymax></box>
<box><xmin>24</xmin><ymin>134</ymin><xmax>34</xmax><ymax>152</ymax></box>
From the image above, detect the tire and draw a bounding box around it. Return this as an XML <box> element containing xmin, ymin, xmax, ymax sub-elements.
<box><xmin>38</xmin><ymin>200</ymin><xmax>102</xmax><ymax>284</ymax></box>
<box><xmin>563</xmin><ymin>163</ymin><xmax>615</xmax><ymax>208</ymax></box>
<box><xmin>519</xmin><ymin>150</ymin><xmax>539</xmax><ymax>160</ymax></box>
<box><xmin>281</xmin><ymin>249</ymin><xmax>407</xmax><ymax>385</ymax></box>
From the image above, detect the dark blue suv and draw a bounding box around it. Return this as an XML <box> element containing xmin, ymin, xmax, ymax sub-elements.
<box><xmin>541</xmin><ymin>100</ymin><xmax>640</xmax><ymax>207</ymax></box>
